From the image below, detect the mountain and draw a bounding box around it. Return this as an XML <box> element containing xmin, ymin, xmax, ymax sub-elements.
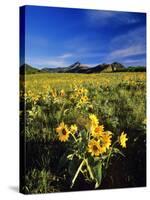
<box><xmin>65</xmin><ymin>61</ymin><xmax>89</xmax><ymax>73</ymax></box>
<box><xmin>41</xmin><ymin>62</ymin><xmax>124</xmax><ymax>73</ymax></box>
<box><xmin>20</xmin><ymin>62</ymin><xmax>128</xmax><ymax>74</ymax></box>
<box><xmin>20</xmin><ymin>64</ymin><xmax>41</xmax><ymax>74</ymax></box>
<box><xmin>42</xmin><ymin>62</ymin><xmax>89</xmax><ymax>73</ymax></box>
<box><xmin>20</xmin><ymin>62</ymin><xmax>146</xmax><ymax>74</ymax></box>
<box><xmin>86</xmin><ymin>63</ymin><xmax>111</xmax><ymax>73</ymax></box>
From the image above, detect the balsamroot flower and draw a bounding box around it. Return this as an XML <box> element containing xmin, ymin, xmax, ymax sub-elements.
<box><xmin>100</xmin><ymin>131</ymin><xmax>112</xmax><ymax>150</ymax></box>
<box><xmin>89</xmin><ymin>114</ymin><xmax>99</xmax><ymax>128</ymax></box>
<box><xmin>88</xmin><ymin>139</ymin><xmax>101</xmax><ymax>157</ymax></box>
<box><xmin>56</xmin><ymin>122</ymin><xmax>70</xmax><ymax>142</ymax></box>
<box><xmin>119</xmin><ymin>131</ymin><xmax>128</xmax><ymax>148</ymax></box>
<box><xmin>91</xmin><ymin>125</ymin><xmax>104</xmax><ymax>138</ymax></box>
<box><xmin>70</xmin><ymin>124</ymin><xmax>78</xmax><ymax>134</ymax></box>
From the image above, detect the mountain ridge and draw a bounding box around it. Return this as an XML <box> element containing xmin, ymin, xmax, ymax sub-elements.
<box><xmin>20</xmin><ymin>62</ymin><xmax>146</xmax><ymax>74</ymax></box>
<box><xmin>41</xmin><ymin>61</ymin><xmax>124</xmax><ymax>73</ymax></box>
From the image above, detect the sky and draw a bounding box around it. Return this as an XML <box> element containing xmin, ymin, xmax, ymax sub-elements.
<box><xmin>21</xmin><ymin>6</ymin><xmax>146</xmax><ymax>68</ymax></box>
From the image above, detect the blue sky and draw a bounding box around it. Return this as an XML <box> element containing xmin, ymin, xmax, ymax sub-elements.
<box><xmin>21</xmin><ymin>6</ymin><xmax>146</xmax><ymax>68</ymax></box>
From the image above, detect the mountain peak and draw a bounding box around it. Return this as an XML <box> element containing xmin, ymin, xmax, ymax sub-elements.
<box><xmin>74</xmin><ymin>61</ymin><xmax>80</xmax><ymax>65</ymax></box>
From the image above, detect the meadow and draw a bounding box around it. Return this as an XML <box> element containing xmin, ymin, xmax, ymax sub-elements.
<box><xmin>20</xmin><ymin>72</ymin><xmax>146</xmax><ymax>193</ymax></box>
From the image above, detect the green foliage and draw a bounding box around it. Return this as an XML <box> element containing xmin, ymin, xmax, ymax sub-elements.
<box><xmin>92</xmin><ymin>160</ymin><xmax>102</xmax><ymax>188</ymax></box>
<box><xmin>116</xmin><ymin>66</ymin><xmax>146</xmax><ymax>72</ymax></box>
<box><xmin>23</xmin><ymin>169</ymin><xmax>60</xmax><ymax>194</ymax></box>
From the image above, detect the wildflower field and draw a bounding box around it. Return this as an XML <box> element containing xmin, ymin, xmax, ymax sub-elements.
<box><xmin>20</xmin><ymin>72</ymin><xmax>146</xmax><ymax>193</ymax></box>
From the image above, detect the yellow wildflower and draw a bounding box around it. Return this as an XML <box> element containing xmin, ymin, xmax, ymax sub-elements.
<box><xmin>60</xmin><ymin>89</ymin><xmax>65</xmax><ymax>96</ymax></box>
<box><xmin>80</xmin><ymin>95</ymin><xmax>88</xmax><ymax>103</ymax></box>
<box><xmin>56</xmin><ymin>122</ymin><xmax>70</xmax><ymax>142</ymax></box>
<box><xmin>99</xmin><ymin>145</ymin><xmax>107</xmax><ymax>154</ymax></box>
<box><xmin>51</xmin><ymin>89</ymin><xmax>57</xmax><ymax>98</ymax></box>
<box><xmin>89</xmin><ymin>114</ymin><xmax>99</xmax><ymax>127</ymax></box>
<box><xmin>91</xmin><ymin>125</ymin><xmax>104</xmax><ymax>138</ymax></box>
<box><xmin>100</xmin><ymin>131</ymin><xmax>112</xmax><ymax>150</ymax></box>
<box><xmin>88</xmin><ymin>139</ymin><xmax>101</xmax><ymax>157</ymax></box>
<box><xmin>76</xmin><ymin>88</ymin><xmax>88</xmax><ymax>96</ymax></box>
<box><xmin>70</xmin><ymin>124</ymin><xmax>78</xmax><ymax>134</ymax></box>
<box><xmin>119</xmin><ymin>131</ymin><xmax>128</xmax><ymax>148</ymax></box>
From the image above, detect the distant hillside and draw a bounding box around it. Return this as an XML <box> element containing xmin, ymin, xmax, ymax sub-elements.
<box><xmin>20</xmin><ymin>62</ymin><xmax>146</xmax><ymax>75</ymax></box>
<box><xmin>114</xmin><ymin>66</ymin><xmax>146</xmax><ymax>72</ymax></box>
<box><xmin>20</xmin><ymin>64</ymin><xmax>41</xmax><ymax>74</ymax></box>
<box><xmin>42</xmin><ymin>61</ymin><xmax>125</xmax><ymax>73</ymax></box>
<box><xmin>42</xmin><ymin>62</ymin><xmax>89</xmax><ymax>73</ymax></box>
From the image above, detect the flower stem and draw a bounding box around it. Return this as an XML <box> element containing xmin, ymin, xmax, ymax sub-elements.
<box><xmin>71</xmin><ymin>133</ymin><xmax>77</xmax><ymax>142</ymax></box>
<box><xmin>106</xmin><ymin>140</ymin><xmax>118</xmax><ymax>169</ymax></box>
<box><xmin>71</xmin><ymin>159</ymin><xmax>85</xmax><ymax>188</ymax></box>
<box><xmin>84</xmin><ymin>158</ymin><xmax>94</xmax><ymax>180</ymax></box>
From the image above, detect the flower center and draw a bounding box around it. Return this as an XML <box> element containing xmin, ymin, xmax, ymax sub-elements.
<box><xmin>93</xmin><ymin>145</ymin><xmax>98</xmax><ymax>151</ymax></box>
<box><xmin>95</xmin><ymin>127</ymin><xmax>99</xmax><ymax>133</ymax></box>
<box><xmin>62</xmin><ymin>128</ymin><xmax>67</xmax><ymax>135</ymax></box>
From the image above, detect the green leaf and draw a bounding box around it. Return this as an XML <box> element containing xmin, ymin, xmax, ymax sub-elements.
<box><xmin>92</xmin><ymin>161</ymin><xmax>102</xmax><ymax>188</ymax></box>
<box><xmin>94</xmin><ymin>157</ymin><xmax>101</xmax><ymax>162</ymax></box>
<box><xmin>88</xmin><ymin>156</ymin><xmax>95</xmax><ymax>164</ymax></box>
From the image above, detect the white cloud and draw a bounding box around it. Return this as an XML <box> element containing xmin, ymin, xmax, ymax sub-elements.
<box><xmin>86</xmin><ymin>10</ymin><xmax>141</xmax><ymax>26</ymax></box>
<box><xmin>111</xmin><ymin>26</ymin><xmax>146</xmax><ymax>48</ymax></box>
<box><xmin>122</xmin><ymin>58</ymin><xmax>146</xmax><ymax>67</ymax></box>
<box><xmin>109</xmin><ymin>45</ymin><xmax>146</xmax><ymax>59</ymax></box>
<box><xmin>87</xmin><ymin>11</ymin><xmax>115</xmax><ymax>22</ymax></box>
<box><xmin>28</xmin><ymin>58</ymin><xmax>70</xmax><ymax>68</ymax></box>
<box><xmin>123</xmin><ymin>58</ymin><xmax>145</xmax><ymax>64</ymax></box>
<box><xmin>59</xmin><ymin>53</ymin><xmax>73</xmax><ymax>59</ymax></box>
<box><xmin>26</xmin><ymin>53</ymin><xmax>73</xmax><ymax>68</ymax></box>
<box><xmin>44</xmin><ymin>60</ymin><xmax>69</xmax><ymax>68</ymax></box>
<box><xmin>106</xmin><ymin>26</ymin><xmax>146</xmax><ymax>62</ymax></box>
